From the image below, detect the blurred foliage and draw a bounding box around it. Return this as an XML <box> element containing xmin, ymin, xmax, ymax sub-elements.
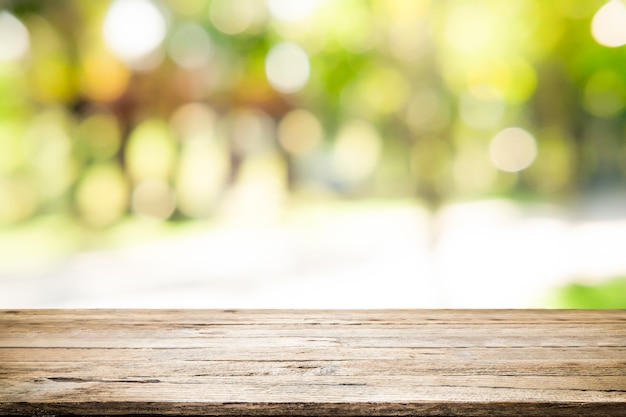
<box><xmin>547</xmin><ymin>277</ymin><xmax>626</xmax><ymax>308</ymax></box>
<box><xmin>0</xmin><ymin>0</ymin><xmax>625</xmax><ymax>230</ymax></box>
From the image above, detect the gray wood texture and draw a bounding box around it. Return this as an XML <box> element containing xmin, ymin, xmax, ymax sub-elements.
<box><xmin>0</xmin><ymin>309</ymin><xmax>625</xmax><ymax>416</ymax></box>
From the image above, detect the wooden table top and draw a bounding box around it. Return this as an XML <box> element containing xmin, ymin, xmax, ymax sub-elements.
<box><xmin>1</xmin><ymin>309</ymin><xmax>625</xmax><ymax>416</ymax></box>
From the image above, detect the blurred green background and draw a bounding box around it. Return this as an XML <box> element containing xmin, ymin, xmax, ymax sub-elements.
<box><xmin>1</xmin><ymin>0</ymin><xmax>625</xmax><ymax>308</ymax></box>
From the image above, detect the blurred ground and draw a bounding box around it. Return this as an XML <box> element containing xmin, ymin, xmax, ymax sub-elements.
<box><xmin>1</xmin><ymin>194</ymin><xmax>626</xmax><ymax>309</ymax></box>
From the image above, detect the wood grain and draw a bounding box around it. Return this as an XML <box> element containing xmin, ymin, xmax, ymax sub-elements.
<box><xmin>0</xmin><ymin>309</ymin><xmax>624</xmax><ymax>416</ymax></box>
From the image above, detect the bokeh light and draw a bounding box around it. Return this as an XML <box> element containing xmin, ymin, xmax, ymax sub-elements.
<box><xmin>131</xmin><ymin>179</ymin><xmax>177</xmax><ymax>220</ymax></box>
<box><xmin>170</xmin><ymin>0</ymin><xmax>205</xmax><ymax>16</ymax></box>
<box><xmin>591</xmin><ymin>0</ymin><xmax>626</xmax><ymax>47</ymax></box>
<box><xmin>76</xmin><ymin>164</ymin><xmax>128</xmax><ymax>227</ymax></box>
<box><xmin>176</xmin><ymin>136</ymin><xmax>228</xmax><ymax>218</ymax></box>
<box><xmin>265</xmin><ymin>42</ymin><xmax>310</xmax><ymax>94</ymax></box>
<box><xmin>583</xmin><ymin>69</ymin><xmax>626</xmax><ymax>118</ymax></box>
<box><xmin>445</xmin><ymin>3</ymin><xmax>494</xmax><ymax>54</ymax></box>
<box><xmin>168</xmin><ymin>22</ymin><xmax>213</xmax><ymax>69</ymax></box>
<box><xmin>405</xmin><ymin>87</ymin><xmax>449</xmax><ymax>134</ymax></box>
<box><xmin>278</xmin><ymin>109</ymin><xmax>323</xmax><ymax>155</ymax></box>
<box><xmin>76</xmin><ymin>111</ymin><xmax>122</xmax><ymax>160</ymax></box>
<box><xmin>0</xmin><ymin>175</ymin><xmax>37</xmax><ymax>225</ymax></box>
<box><xmin>489</xmin><ymin>127</ymin><xmax>537</xmax><ymax>173</ymax></box>
<box><xmin>102</xmin><ymin>0</ymin><xmax>167</xmax><ymax>68</ymax></box>
<box><xmin>0</xmin><ymin>11</ymin><xmax>29</xmax><ymax>62</ymax></box>
<box><xmin>459</xmin><ymin>87</ymin><xmax>506</xmax><ymax>129</ymax></box>
<box><xmin>229</xmin><ymin>109</ymin><xmax>275</xmax><ymax>156</ymax></box>
<box><xmin>330</xmin><ymin>3</ymin><xmax>378</xmax><ymax>54</ymax></box>
<box><xmin>331</xmin><ymin>120</ymin><xmax>381</xmax><ymax>185</ymax></box>
<box><xmin>343</xmin><ymin>65</ymin><xmax>410</xmax><ymax>117</ymax></box>
<box><xmin>266</xmin><ymin>0</ymin><xmax>318</xmax><ymax>22</ymax></box>
<box><xmin>22</xmin><ymin>110</ymin><xmax>74</xmax><ymax>201</ymax></box>
<box><xmin>0</xmin><ymin>121</ymin><xmax>23</xmax><ymax>176</ymax></box>
<box><xmin>170</xmin><ymin>103</ymin><xmax>228</xmax><ymax>218</ymax></box>
<box><xmin>125</xmin><ymin>119</ymin><xmax>177</xmax><ymax>183</ymax></box>
<box><xmin>170</xmin><ymin>102</ymin><xmax>217</xmax><ymax>140</ymax></box>
<box><xmin>209</xmin><ymin>0</ymin><xmax>265</xmax><ymax>35</ymax></box>
<box><xmin>386</xmin><ymin>0</ymin><xmax>430</xmax><ymax>61</ymax></box>
<box><xmin>27</xmin><ymin>16</ymin><xmax>75</xmax><ymax>103</ymax></box>
<box><xmin>79</xmin><ymin>49</ymin><xmax>130</xmax><ymax>102</ymax></box>
<box><xmin>452</xmin><ymin>141</ymin><xmax>497</xmax><ymax>195</ymax></box>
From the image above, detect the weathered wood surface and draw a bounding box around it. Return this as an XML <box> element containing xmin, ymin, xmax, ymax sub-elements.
<box><xmin>0</xmin><ymin>309</ymin><xmax>624</xmax><ymax>416</ymax></box>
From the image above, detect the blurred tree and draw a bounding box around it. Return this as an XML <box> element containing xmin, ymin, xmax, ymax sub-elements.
<box><xmin>0</xmin><ymin>0</ymin><xmax>624</xmax><ymax>228</ymax></box>
<box><xmin>548</xmin><ymin>277</ymin><xmax>626</xmax><ymax>308</ymax></box>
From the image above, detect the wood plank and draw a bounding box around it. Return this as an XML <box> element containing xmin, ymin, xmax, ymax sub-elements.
<box><xmin>2</xmin><ymin>346</ymin><xmax>625</xmax><ymax>362</ymax></box>
<box><xmin>0</xmin><ymin>309</ymin><xmax>625</xmax><ymax>416</ymax></box>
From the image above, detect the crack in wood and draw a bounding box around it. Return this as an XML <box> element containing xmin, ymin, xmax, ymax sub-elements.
<box><xmin>47</xmin><ymin>377</ymin><xmax>161</xmax><ymax>384</ymax></box>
